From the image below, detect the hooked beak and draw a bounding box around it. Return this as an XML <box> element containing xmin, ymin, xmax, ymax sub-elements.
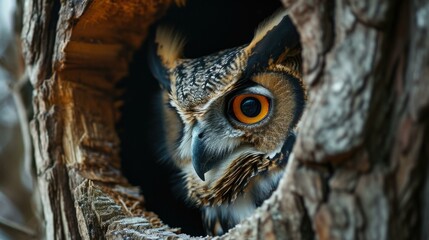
<box><xmin>191</xmin><ymin>127</ymin><xmax>227</xmax><ymax>181</ymax></box>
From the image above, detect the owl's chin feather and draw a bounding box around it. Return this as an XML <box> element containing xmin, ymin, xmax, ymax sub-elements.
<box><xmin>185</xmin><ymin>146</ymin><xmax>284</xmax><ymax>205</ymax></box>
<box><xmin>184</xmin><ymin>134</ymin><xmax>295</xmax><ymax>232</ymax></box>
<box><xmin>200</xmin><ymin>167</ymin><xmax>285</xmax><ymax>236</ymax></box>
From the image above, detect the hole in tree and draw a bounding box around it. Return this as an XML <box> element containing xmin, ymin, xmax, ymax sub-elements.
<box><xmin>118</xmin><ymin>0</ymin><xmax>281</xmax><ymax>236</ymax></box>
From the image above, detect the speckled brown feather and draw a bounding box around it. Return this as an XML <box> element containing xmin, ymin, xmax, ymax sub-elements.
<box><xmin>185</xmin><ymin>152</ymin><xmax>285</xmax><ymax>206</ymax></box>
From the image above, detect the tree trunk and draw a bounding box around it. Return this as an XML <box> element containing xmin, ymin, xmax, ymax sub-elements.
<box><xmin>22</xmin><ymin>0</ymin><xmax>182</xmax><ymax>239</ymax></box>
<box><xmin>21</xmin><ymin>0</ymin><xmax>429</xmax><ymax>239</ymax></box>
<box><xmin>224</xmin><ymin>0</ymin><xmax>429</xmax><ymax>239</ymax></box>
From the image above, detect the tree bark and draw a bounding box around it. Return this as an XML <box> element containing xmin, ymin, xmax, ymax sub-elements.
<box><xmin>22</xmin><ymin>0</ymin><xmax>429</xmax><ymax>239</ymax></box>
<box><xmin>22</xmin><ymin>0</ymin><xmax>184</xmax><ymax>239</ymax></box>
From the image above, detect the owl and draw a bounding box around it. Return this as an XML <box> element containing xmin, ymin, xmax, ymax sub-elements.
<box><xmin>148</xmin><ymin>10</ymin><xmax>306</xmax><ymax>236</ymax></box>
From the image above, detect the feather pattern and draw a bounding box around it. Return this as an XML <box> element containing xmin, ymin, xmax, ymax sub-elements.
<box><xmin>149</xmin><ymin>9</ymin><xmax>306</xmax><ymax>236</ymax></box>
<box><xmin>185</xmin><ymin>150</ymin><xmax>287</xmax><ymax>207</ymax></box>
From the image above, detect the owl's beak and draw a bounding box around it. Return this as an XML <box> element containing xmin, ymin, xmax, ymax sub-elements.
<box><xmin>191</xmin><ymin>127</ymin><xmax>226</xmax><ymax>181</ymax></box>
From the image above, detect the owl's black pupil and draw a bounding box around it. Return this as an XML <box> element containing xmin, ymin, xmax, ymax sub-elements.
<box><xmin>240</xmin><ymin>97</ymin><xmax>261</xmax><ymax>117</ymax></box>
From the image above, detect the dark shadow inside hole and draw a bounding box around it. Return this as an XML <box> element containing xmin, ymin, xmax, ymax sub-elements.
<box><xmin>118</xmin><ymin>0</ymin><xmax>281</xmax><ymax>236</ymax></box>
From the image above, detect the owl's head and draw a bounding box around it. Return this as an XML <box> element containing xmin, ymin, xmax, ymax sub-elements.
<box><xmin>149</xmin><ymin>10</ymin><xmax>306</xmax><ymax>206</ymax></box>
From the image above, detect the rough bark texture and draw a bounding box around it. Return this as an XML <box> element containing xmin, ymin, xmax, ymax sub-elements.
<box><xmin>22</xmin><ymin>0</ymin><xmax>189</xmax><ymax>239</ymax></box>
<box><xmin>22</xmin><ymin>0</ymin><xmax>428</xmax><ymax>239</ymax></box>
<box><xmin>223</xmin><ymin>0</ymin><xmax>429</xmax><ymax>239</ymax></box>
<box><xmin>292</xmin><ymin>0</ymin><xmax>429</xmax><ymax>239</ymax></box>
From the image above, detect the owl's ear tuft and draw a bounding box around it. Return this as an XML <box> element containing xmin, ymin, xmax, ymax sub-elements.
<box><xmin>148</xmin><ymin>27</ymin><xmax>186</xmax><ymax>90</ymax></box>
<box><xmin>244</xmin><ymin>10</ymin><xmax>300</xmax><ymax>73</ymax></box>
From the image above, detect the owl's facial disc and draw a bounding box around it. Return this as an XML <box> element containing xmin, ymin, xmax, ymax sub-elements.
<box><xmin>190</xmin><ymin>85</ymin><xmax>274</xmax><ymax>181</ymax></box>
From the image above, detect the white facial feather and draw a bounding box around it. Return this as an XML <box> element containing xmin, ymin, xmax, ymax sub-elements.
<box><xmin>205</xmin><ymin>146</ymin><xmax>260</xmax><ymax>185</ymax></box>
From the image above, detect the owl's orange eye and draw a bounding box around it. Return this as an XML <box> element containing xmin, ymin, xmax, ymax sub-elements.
<box><xmin>231</xmin><ymin>94</ymin><xmax>270</xmax><ymax>124</ymax></box>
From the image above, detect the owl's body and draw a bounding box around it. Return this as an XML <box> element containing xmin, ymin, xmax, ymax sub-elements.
<box><xmin>149</xmin><ymin>10</ymin><xmax>305</xmax><ymax>235</ymax></box>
